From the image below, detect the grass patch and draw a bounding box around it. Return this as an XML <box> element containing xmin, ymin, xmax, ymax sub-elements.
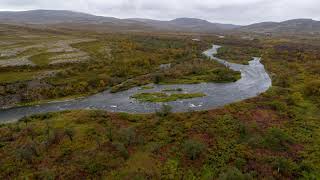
<box><xmin>139</xmin><ymin>85</ymin><xmax>154</xmax><ymax>90</ymax></box>
<box><xmin>131</xmin><ymin>92</ymin><xmax>206</xmax><ymax>102</ymax></box>
<box><xmin>29</xmin><ymin>52</ymin><xmax>66</xmax><ymax>66</ymax></box>
<box><xmin>0</xmin><ymin>71</ymin><xmax>38</xmax><ymax>83</ymax></box>
<box><xmin>216</xmin><ymin>45</ymin><xmax>261</xmax><ymax>65</ymax></box>
<box><xmin>159</xmin><ymin>69</ymin><xmax>241</xmax><ymax>84</ymax></box>
<box><xmin>162</xmin><ymin>88</ymin><xmax>183</xmax><ymax>92</ymax></box>
<box><xmin>155</xmin><ymin>59</ymin><xmax>241</xmax><ymax>85</ymax></box>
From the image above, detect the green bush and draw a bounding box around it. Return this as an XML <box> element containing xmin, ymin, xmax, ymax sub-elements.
<box><xmin>263</xmin><ymin>128</ymin><xmax>294</xmax><ymax>151</ymax></box>
<box><xmin>48</xmin><ymin>128</ymin><xmax>65</xmax><ymax>146</ymax></box>
<box><xmin>119</xmin><ymin>127</ymin><xmax>136</xmax><ymax>146</ymax></box>
<box><xmin>183</xmin><ymin>139</ymin><xmax>205</xmax><ymax>160</ymax></box>
<box><xmin>161</xmin><ymin>159</ymin><xmax>180</xmax><ymax>179</ymax></box>
<box><xmin>305</xmin><ymin>80</ymin><xmax>320</xmax><ymax>97</ymax></box>
<box><xmin>271</xmin><ymin>157</ymin><xmax>298</xmax><ymax>175</ymax></box>
<box><xmin>19</xmin><ymin>117</ymin><xmax>32</xmax><ymax>126</ymax></box>
<box><xmin>106</xmin><ymin>127</ymin><xmax>113</xmax><ymax>142</ymax></box>
<box><xmin>235</xmin><ymin>158</ymin><xmax>247</xmax><ymax>169</ymax></box>
<box><xmin>268</xmin><ymin>100</ymin><xmax>288</xmax><ymax>113</ymax></box>
<box><xmin>36</xmin><ymin>169</ymin><xmax>56</xmax><ymax>180</ymax></box>
<box><xmin>218</xmin><ymin>167</ymin><xmax>252</xmax><ymax>180</ymax></box>
<box><xmin>16</xmin><ymin>142</ymin><xmax>39</xmax><ymax>163</ymax></box>
<box><xmin>156</xmin><ymin>104</ymin><xmax>172</xmax><ymax>117</ymax></box>
<box><xmin>288</xmin><ymin>92</ymin><xmax>304</xmax><ymax>106</ymax></box>
<box><xmin>84</xmin><ymin>160</ymin><xmax>106</xmax><ymax>175</ymax></box>
<box><xmin>113</xmin><ymin>142</ymin><xmax>129</xmax><ymax>160</ymax></box>
<box><xmin>153</xmin><ymin>73</ymin><xmax>164</xmax><ymax>84</ymax></box>
<box><xmin>64</xmin><ymin>127</ymin><xmax>75</xmax><ymax>141</ymax></box>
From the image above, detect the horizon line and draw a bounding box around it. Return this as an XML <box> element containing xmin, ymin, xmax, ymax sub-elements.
<box><xmin>0</xmin><ymin>9</ymin><xmax>318</xmax><ymax>26</ymax></box>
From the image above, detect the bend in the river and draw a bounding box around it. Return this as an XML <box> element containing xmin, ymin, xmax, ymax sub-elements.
<box><xmin>0</xmin><ymin>45</ymin><xmax>272</xmax><ymax>123</ymax></box>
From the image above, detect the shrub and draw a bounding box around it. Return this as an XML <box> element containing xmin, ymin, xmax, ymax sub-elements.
<box><xmin>16</xmin><ymin>142</ymin><xmax>39</xmax><ymax>163</ymax></box>
<box><xmin>119</xmin><ymin>127</ymin><xmax>136</xmax><ymax>146</ymax></box>
<box><xmin>239</xmin><ymin>123</ymin><xmax>249</xmax><ymax>141</ymax></box>
<box><xmin>106</xmin><ymin>127</ymin><xmax>113</xmax><ymax>142</ymax></box>
<box><xmin>268</xmin><ymin>100</ymin><xmax>288</xmax><ymax>113</ymax></box>
<box><xmin>19</xmin><ymin>117</ymin><xmax>32</xmax><ymax>126</ymax></box>
<box><xmin>183</xmin><ymin>139</ymin><xmax>205</xmax><ymax>160</ymax></box>
<box><xmin>305</xmin><ymin>80</ymin><xmax>320</xmax><ymax>97</ymax></box>
<box><xmin>17</xmin><ymin>148</ymin><xmax>34</xmax><ymax>163</ymax></box>
<box><xmin>26</xmin><ymin>127</ymin><xmax>36</xmax><ymax>140</ymax></box>
<box><xmin>64</xmin><ymin>127</ymin><xmax>75</xmax><ymax>141</ymax></box>
<box><xmin>45</xmin><ymin>128</ymin><xmax>65</xmax><ymax>149</ymax></box>
<box><xmin>235</xmin><ymin>158</ymin><xmax>247</xmax><ymax>169</ymax></box>
<box><xmin>84</xmin><ymin>160</ymin><xmax>106</xmax><ymax>175</ymax></box>
<box><xmin>161</xmin><ymin>159</ymin><xmax>180</xmax><ymax>179</ymax></box>
<box><xmin>86</xmin><ymin>128</ymin><xmax>102</xmax><ymax>148</ymax></box>
<box><xmin>36</xmin><ymin>169</ymin><xmax>56</xmax><ymax>180</ymax></box>
<box><xmin>29</xmin><ymin>113</ymin><xmax>54</xmax><ymax>121</ymax></box>
<box><xmin>153</xmin><ymin>73</ymin><xmax>164</xmax><ymax>84</ymax></box>
<box><xmin>218</xmin><ymin>167</ymin><xmax>252</xmax><ymax>180</ymax></box>
<box><xmin>113</xmin><ymin>142</ymin><xmax>129</xmax><ymax>159</ymax></box>
<box><xmin>288</xmin><ymin>92</ymin><xmax>304</xmax><ymax>106</ymax></box>
<box><xmin>156</xmin><ymin>104</ymin><xmax>172</xmax><ymax>117</ymax></box>
<box><xmin>148</xmin><ymin>142</ymin><xmax>163</xmax><ymax>153</ymax></box>
<box><xmin>271</xmin><ymin>157</ymin><xmax>298</xmax><ymax>175</ymax></box>
<box><xmin>263</xmin><ymin>128</ymin><xmax>294</xmax><ymax>151</ymax></box>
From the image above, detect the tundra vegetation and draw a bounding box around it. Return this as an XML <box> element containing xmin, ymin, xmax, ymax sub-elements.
<box><xmin>131</xmin><ymin>92</ymin><xmax>206</xmax><ymax>102</ymax></box>
<box><xmin>0</xmin><ymin>25</ymin><xmax>320</xmax><ymax>179</ymax></box>
<box><xmin>0</xmin><ymin>26</ymin><xmax>239</xmax><ymax>107</ymax></box>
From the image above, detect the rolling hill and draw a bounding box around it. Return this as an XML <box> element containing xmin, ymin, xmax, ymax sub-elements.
<box><xmin>239</xmin><ymin>19</ymin><xmax>320</xmax><ymax>34</ymax></box>
<box><xmin>0</xmin><ymin>10</ymin><xmax>239</xmax><ymax>33</ymax></box>
<box><xmin>0</xmin><ymin>10</ymin><xmax>320</xmax><ymax>34</ymax></box>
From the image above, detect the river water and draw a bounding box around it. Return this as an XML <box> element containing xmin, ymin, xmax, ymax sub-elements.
<box><xmin>0</xmin><ymin>45</ymin><xmax>272</xmax><ymax>123</ymax></box>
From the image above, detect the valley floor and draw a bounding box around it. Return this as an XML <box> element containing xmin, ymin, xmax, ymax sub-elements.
<box><xmin>0</xmin><ymin>25</ymin><xmax>320</xmax><ymax>179</ymax></box>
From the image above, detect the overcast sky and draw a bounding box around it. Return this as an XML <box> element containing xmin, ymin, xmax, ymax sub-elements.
<box><xmin>0</xmin><ymin>0</ymin><xmax>319</xmax><ymax>25</ymax></box>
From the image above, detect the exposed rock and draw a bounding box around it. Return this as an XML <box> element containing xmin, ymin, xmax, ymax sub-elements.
<box><xmin>49</xmin><ymin>56</ymin><xmax>90</xmax><ymax>65</ymax></box>
<box><xmin>159</xmin><ymin>63</ymin><xmax>171</xmax><ymax>70</ymax></box>
<box><xmin>0</xmin><ymin>44</ymin><xmax>45</xmax><ymax>57</ymax></box>
<box><xmin>46</xmin><ymin>39</ymin><xmax>95</xmax><ymax>53</ymax></box>
<box><xmin>0</xmin><ymin>41</ymin><xmax>17</xmax><ymax>46</ymax></box>
<box><xmin>49</xmin><ymin>51</ymin><xmax>89</xmax><ymax>60</ymax></box>
<box><xmin>0</xmin><ymin>57</ymin><xmax>35</xmax><ymax>67</ymax></box>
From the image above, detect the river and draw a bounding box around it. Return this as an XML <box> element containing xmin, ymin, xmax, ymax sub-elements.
<box><xmin>0</xmin><ymin>45</ymin><xmax>272</xmax><ymax>123</ymax></box>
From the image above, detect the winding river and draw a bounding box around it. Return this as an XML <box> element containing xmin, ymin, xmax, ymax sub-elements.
<box><xmin>0</xmin><ymin>45</ymin><xmax>272</xmax><ymax>123</ymax></box>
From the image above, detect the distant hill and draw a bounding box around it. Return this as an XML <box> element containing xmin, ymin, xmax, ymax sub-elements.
<box><xmin>239</xmin><ymin>19</ymin><xmax>320</xmax><ymax>34</ymax></box>
<box><xmin>129</xmin><ymin>18</ymin><xmax>240</xmax><ymax>32</ymax></box>
<box><xmin>0</xmin><ymin>10</ymin><xmax>319</xmax><ymax>35</ymax></box>
<box><xmin>0</xmin><ymin>10</ymin><xmax>240</xmax><ymax>33</ymax></box>
<box><xmin>0</xmin><ymin>10</ymin><xmax>121</xmax><ymax>24</ymax></box>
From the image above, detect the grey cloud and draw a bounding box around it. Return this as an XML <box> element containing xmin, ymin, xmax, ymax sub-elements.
<box><xmin>0</xmin><ymin>0</ymin><xmax>320</xmax><ymax>25</ymax></box>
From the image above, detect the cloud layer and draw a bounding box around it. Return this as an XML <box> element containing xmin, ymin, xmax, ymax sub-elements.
<box><xmin>0</xmin><ymin>0</ymin><xmax>319</xmax><ymax>25</ymax></box>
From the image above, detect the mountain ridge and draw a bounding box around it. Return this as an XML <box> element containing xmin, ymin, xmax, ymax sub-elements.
<box><xmin>1</xmin><ymin>10</ymin><xmax>320</xmax><ymax>34</ymax></box>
